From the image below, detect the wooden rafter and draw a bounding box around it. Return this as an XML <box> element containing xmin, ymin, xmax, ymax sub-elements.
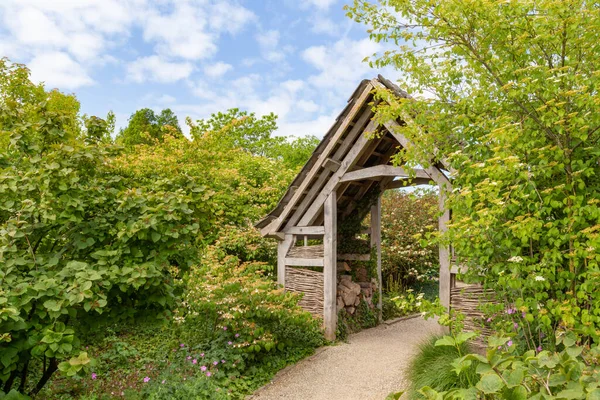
<box><xmin>339</xmin><ymin>165</ymin><xmax>429</xmax><ymax>182</ymax></box>
<box><xmin>260</xmin><ymin>82</ymin><xmax>374</xmax><ymax>236</ymax></box>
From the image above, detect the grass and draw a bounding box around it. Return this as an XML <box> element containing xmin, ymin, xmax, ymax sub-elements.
<box><xmin>406</xmin><ymin>335</ymin><xmax>478</xmax><ymax>399</ymax></box>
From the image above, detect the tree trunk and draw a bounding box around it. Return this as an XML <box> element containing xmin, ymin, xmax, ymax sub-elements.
<box><xmin>29</xmin><ymin>358</ymin><xmax>57</xmax><ymax>397</ymax></box>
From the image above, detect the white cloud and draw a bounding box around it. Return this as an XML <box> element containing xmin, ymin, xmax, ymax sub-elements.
<box><xmin>126</xmin><ymin>56</ymin><xmax>193</xmax><ymax>83</ymax></box>
<box><xmin>0</xmin><ymin>0</ymin><xmax>255</xmax><ymax>89</ymax></box>
<box><xmin>256</xmin><ymin>29</ymin><xmax>286</xmax><ymax>63</ymax></box>
<box><xmin>204</xmin><ymin>62</ymin><xmax>233</xmax><ymax>78</ymax></box>
<box><xmin>302</xmin><ymin>0</ymin><xmax>339</xmax><ymax>11</ymax></box>
<box><xmin>302</xmin><ymin>38</ymin><xmax>392</xmax><ymax>96</ymax></box>
<box><xmin>28</xmin><ymin>52</ymin><xmax>94</xmax><ymax>89</ymax></box>
<box><xmin>139</xmin><ymin>1</ymin><xmax>255</xmax><ymax>61</ymax></box>
<box><xmin>310</xmin><ymin>15</ymin><xmax>340</xmax><ymax>36</ymax></box>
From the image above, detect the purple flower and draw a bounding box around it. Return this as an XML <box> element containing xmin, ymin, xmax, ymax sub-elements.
<box><xmin>193</xmin><ymin>359</ymin><xmax>197</xmax><ymax>364</ymax></box>
<box><xmin>507</xmin><ymin>340</ymin><xmax>513</xmax><ymax>347</ymax></box>
<box><xmin>143</xmin><ymin>377</ymin><xmax>150</xmax><ymax>383</ymax></box>
<box><xmin>187</xmin><ymin>356</ymin><xmax>191</xmax><ymax>360</ymax></box>
<box><xmin>200</xmin><ymin>353</ymin><xmax>205</xmax><ymax>357</ymax></box>
<box><xmin>91</xmin><ymin>373</ymin><xmax>97</xmax><ymax>380</ymax></box>
<box><xmin>506</xmin><ymin>308</ymin><xmax>515</xmax><ymax>315</ymax></box>
<box><xmin>213</xmin><ymin>361</ymin><xmax>218</xmax><ymax>366</ymax></box>
<box><xmin>201</xmin><ymin>366</ymin><xmax>207</xmax><ymax>371</ymax></box>
<box><xmin>221</xmin><ymin>359</ymin><xmax>225</xmax><ymax>364</ymax></box>
<box><xmin>486</xmin><ymin>317</ymin><xmax>492</xmax><ymax>323</ymax></box>
<box><xmin>228</xmin><ymin>341</ymin><xmax>233</xmax><ymax>345</ymax></box>
<box><xmin>522</xmin><ymin>312</ymin><xmax>526</xmax><ymax>318</ymax></box>
<box><xmin>235</xmin><ymin>333</ymin><xmax>240</xmax><ymax>338</ymax></box>
<box><xmin>223</xmin><ymin>327</ymin><xmax>227</xmax><ymax>331</ymax></box>
<box><xmin>206</xmin><ymin>371</ymin><xmax>212</xmax><ymax>377</ymax></box>
<box><xmin>161</xmin><ymin>380</ymin><xmax>166</xmax><ymax>384</ymax></box>
<box><xmin>180</xmin><ymin>343</ymin><xmax>185</xmax><ymax>348</ymax></box>
<box><xmin>513</xmin><ymin>322</ymin><xmax>519</xmax><ymax>330</ymax></box>
<box><xmin>498</xmin><ymin>346</ymin><xmax>502</xmax><ymax>350</ymax></box>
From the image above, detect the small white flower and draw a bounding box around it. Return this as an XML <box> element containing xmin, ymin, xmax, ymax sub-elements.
<box><xmin>508</xmin><ymin>256</ymin><xmax>523</xmax><ymax>263</ymax></box>
<box><xmin>534</xmin><ymin>276</ymin><xmax>545</xmax><ymax>281</ymax></box>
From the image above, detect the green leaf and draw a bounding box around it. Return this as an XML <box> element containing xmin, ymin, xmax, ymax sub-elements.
<box><xmin>435</xmin><ymin>336</ymin><xmax>456</xmax><ymax>347</ymax></box>
<box><xmin>476</xmin><ymin>373</ymin><xmax>505</xmax><ymax>394</ymax></box>
<box><xmin>151</xmin><ymin>231</ymin><xmax>161</xmax><ymax>242</ymax></box>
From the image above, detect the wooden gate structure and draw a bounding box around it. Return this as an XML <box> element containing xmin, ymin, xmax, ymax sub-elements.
<box><xmin>256</xmin><ymin>76</ymin><xmax>462</xmax><ymax>340</ymax></box>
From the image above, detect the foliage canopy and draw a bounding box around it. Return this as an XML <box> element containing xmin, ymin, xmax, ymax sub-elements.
<box><xmin>347</xmin><ymin>0</ymin><xmax>600</xmax><ymax>343</ymax></box>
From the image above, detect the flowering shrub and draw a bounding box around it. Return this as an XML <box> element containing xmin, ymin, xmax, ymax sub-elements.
<box><xmin>381</xmin><ymin>189</ymin><xmax>439</xmax><ymax>291</ymax></box>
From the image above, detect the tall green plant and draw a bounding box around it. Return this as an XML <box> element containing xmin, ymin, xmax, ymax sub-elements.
<box><xmin>347</xmin><ymin>0</ymin><xmax>600</xmax><ymax>344</ymax></box>
<box><xmin>0</xmin><ymin>61</ymin><xmax>205</xmax><ymax>396</ymax></box>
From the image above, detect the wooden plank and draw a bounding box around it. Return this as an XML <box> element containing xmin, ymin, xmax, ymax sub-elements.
<box><xmin>438</xmin><ymin>187</ymin><xmax>452</xmax><ymax>310</ymax></box>
<box><xmin>283</xmin><ymin>226</ymin><xmax>325</xmax><ymax>235</ymax></box>
<box><xmin>323</xmin><ymin>191</ymin><xmax>337</xmax><ymax>341</ymax></box>
<box><xmin>285</xmin><ymin>257</ymin><xmax>325</xmax><ymax>267</ymax></box>
<box><xmin>382</xmin><ymin>120</ymin><xmax>451</xmax><ymax>187</ymax></box>
<box><xmin>339</xmin><ymin>165</ymin><xmax>429</xmax><ymax>182</ymax></box>
<box><xmin>371</xmin><ymin>195</ymin><xmax>383</xmax><ymax>321</ymax></box>
<box><xmin>277</xmin><ymin>235</ymin><xmax>294</xmax><ymax>287</ymax></box>
<box><xmin>265</xmin><ymin>83</ymin><xmax>374</xmax><ymax>235</ymax></box>
<box><xmin>371</xmin><ymin>79</ymin><xmax>456</xmax><ymax>176</ymax></box>
<box><xmin>385</xmin><ymin>178</ymin><xmax>433</xmax><ymax>189</ymax></box>
<box><xmin>298</xmin><ymin>120</ymin><xmax>378</xmax><ymax>226</ymax></box>
<box><xmin>323</xmin><ymin>158</ymin><xmax>341</xmax><ymax>172</ymax></box>
<box><xmin>283</xmin><ymin>106</ymin><xmax>375</xmax><ymax>230</ymax></box>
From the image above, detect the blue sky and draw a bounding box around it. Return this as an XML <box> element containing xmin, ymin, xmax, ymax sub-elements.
<box><xmin>0</xmin><ymin>0</ymin><xmax>397</xmax><ymax>138</ymax></box>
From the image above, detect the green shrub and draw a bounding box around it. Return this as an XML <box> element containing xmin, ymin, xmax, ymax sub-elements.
<box><xmin>406</xmin><ymin>335</ymin><xmax>477</xmax><ymax>399</ymax></box>
<box><xmin>381</xmin><ymin>189</ymin><xmax>439</xmax><ymax>291</ymax></box>
<box><xmin>420</xmin><ymin>331</ymin><xmax>600</xmax><ymax>399</ymax></box>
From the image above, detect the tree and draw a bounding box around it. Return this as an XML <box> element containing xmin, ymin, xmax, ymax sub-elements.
<box><xmin>347</xmin><ymin>0</ymin><xmax>600</xmax><ymax>343</ymax></box>
<box><xmin>116</xmin><ymin>108</ymin><xmax>182</xmax><ymax>146</ymax></box>
<box><xmin>187</xmin><ymin>108</ymin><xmax>319</xmax><ymax>169</ymax></box>
<box><xmin>0</xmin><ymin>61</ymin><xmax>205</xmax><ymax>395</ymax></box>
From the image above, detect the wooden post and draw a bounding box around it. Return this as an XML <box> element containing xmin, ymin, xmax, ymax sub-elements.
<box><xmin>277</xmin><ymin>234</ymin><xmax>294</xmax><ymax>287</ymax></box>
<box><xmin>438</xmin><ymin>185</ymin><xmax>451</xmax><ymax>310</ymax></box>
<box><xmin>323</xmin><ymin>191</ymin><xmax>337</xmax><ymax>341</ymax></box>
<box><xmin>371</xmin><ymin>196</ymin><xmax>382</xmax><ymax>322</ymax></box>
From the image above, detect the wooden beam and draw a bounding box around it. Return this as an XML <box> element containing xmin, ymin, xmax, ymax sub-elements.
<box><xmin>277</xmin><ymin>235</ymin><xmax>294</xmax><ymax>287</ymax></box>
<box><xmin>283</xmin><ymin>106</ymin><xmax>375</xmax><ymax>230</ymax></box>
<box><xmin>438</xmin><ymin>187</ymin><xmax>452</xmax><ymax>311</ymax></box>
<box><xmin>339</xmin><ymin>165</ymin><xmax>430</xmax><ymax>182</ymax></box>
<box><xmin>299</xmin><ymin>120</ymin><xmax>378</xmax><ymax>226</ymax></box>
<box><xmin>323</xmin><ymin>158</ymin><xmax>341</xmax><ymax>172</ymax></box>
<box><xmin>385</xmin><ymin>178</ymin><xmax>433</xmax><ymax>189</ymax></box>
<box><xmin>323</xmin><ymin>191</ymin><xmax>337</xmax><ymax>341</ymax></box>
<box><xmin>266</xmin><ymin>83</ymin><xmax>374</xmax><ymax>235</ymax></box>
<box><xmin>285</xmin><ymin>258</ymin><xmax>325</xmax><ymax>267</ymax></box>
<box><xmin>371</xmin><ymin>79</ymin><xmax>456</xmax><ymax>176</ymax></box>
<box><xmin>283</xmin><ymin>226</ymin><xmax>325</xmax><ymax>235</ymax></box>
<box><xmin>371</xmin><ymin>195</ymin><xmax>382</xmax><ymax>322</ymax></box>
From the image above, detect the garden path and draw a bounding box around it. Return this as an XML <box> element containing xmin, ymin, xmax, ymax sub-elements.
<box><xmin>250</xmin><ymin>316</ymin><xmax>441</xmax><ymax>400</ymax></box>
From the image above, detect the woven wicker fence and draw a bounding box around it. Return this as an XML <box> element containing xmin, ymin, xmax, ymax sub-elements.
<box><xmin>285</xmin><ymin>266</ymin><xmax>324</xmax><ymax>317</ymax></box>
<box><xmin>451</xmin><ymin>283</ymin><xmax>496</xmax><ymax>346</ymax></box>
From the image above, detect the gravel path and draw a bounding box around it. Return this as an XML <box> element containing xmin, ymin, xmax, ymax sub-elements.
<box><xmin>250</xmin><ymin>316</ymin><xmax>442</xmax><ymax>400</ymax></box>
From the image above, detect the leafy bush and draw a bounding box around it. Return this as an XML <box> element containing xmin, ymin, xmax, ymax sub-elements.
<box><xmin>0</xmin><ymin>60</ymin><xmax>206</xmax><ymax>396</ymax></box>
<box><xmin>406</xmin><ymin>335</ymin><xmax>477</xmax><ymax>399</ymax></box>
<box><xmin>382</xmin><ymin>290</ymin><xmax>424</xmax><ymax>321</ymax></box>
<box><xmin>420</xmin><ymin>331</ymin><xmax>600</xmax><ymax>399</ymax></box>
<box><xmin>381</xmin><ymin>189</ymin><xmax>438</xmax><ymax>291</ymax></box>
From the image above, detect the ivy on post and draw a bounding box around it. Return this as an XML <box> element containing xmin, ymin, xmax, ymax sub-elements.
<box><xmin>370</xmin><ymin>195</ymin><xmax>383</xmax><ymax>322</ymax></box>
